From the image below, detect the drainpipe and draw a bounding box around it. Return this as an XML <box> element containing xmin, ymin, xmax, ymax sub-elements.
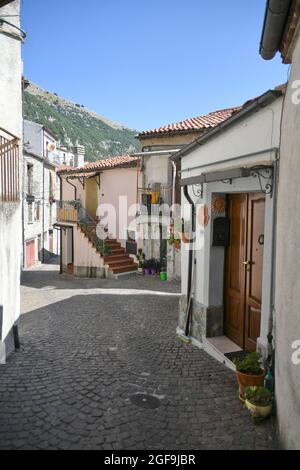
<box><xmin>259</xmin><ymin>0</ymin><xmax>292</xmax><ymax>60</ymax></box>
<box><xmin>42</xmin><ymin>160</ymin><xmax>45</xmax><ymax>263</ymax></box>
<box><xmin>58</xmin><ymin>174</ymin><xmax>63</xmax><ymax>275</ymax></box>
<box><xmin>183</xmin><ymin>185</ymin><xmax>196</xmax><ymax>337</ymax></box>
<box><xmin>66</xmin><ymin>178</ymin><xmax>77</xmax><ymax>200</ymax></box>
<box><xmin>268</xmin><ymin>150</ymin><xmax>280</xmax><ymax>369</ymax></box>
<box><xmin>171</xmin><ymin>161</ymin><xmax>177</xmax><ymax>276</ymax></box>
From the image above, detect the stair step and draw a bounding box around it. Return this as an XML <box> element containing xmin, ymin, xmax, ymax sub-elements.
<box><xmin>107</xmin><ymin>258</ymin><xmax>135</xmax><ymax>268</ymax></box>
<box><xmin>106</xmin><ymin>242</ymin><xmax>122</xmax><ymax>249</ymax></box>
<box><xmin>111</xmin><ymin>264</ymin><xmax>138</xmax><ymax>274</ymax></box>
<box><xmin>104</xmin><ymin>254</ymin><xmax>132</xmax><ymax>262</ymax></box>
<box><xmin>109</xmin><ymin>248</ymin><xmax>126</xmax><ymax>255</ymax></box>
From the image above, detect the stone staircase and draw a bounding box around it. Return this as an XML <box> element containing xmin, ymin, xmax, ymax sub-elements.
<box><xmin>78</xmin><ymin>222</ymin><xmax>138</xmax><ymax>275</ymax></box>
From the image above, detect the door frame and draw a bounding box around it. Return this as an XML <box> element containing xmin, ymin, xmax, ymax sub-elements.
<box><xmin>223</xmin><ymin>192</ymin><xmax>266</xmax><ymax>351</ymax></box>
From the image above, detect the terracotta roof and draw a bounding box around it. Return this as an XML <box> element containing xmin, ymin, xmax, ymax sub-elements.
<box><xmin>67</xmin><ymin>172</ymin><xmax>98</xmax><ymax>180</ymax></box>
<box><xmin>58</xmin><ymin>155</ymin><xmax>140</xmax><ymax>176</ymax></box>
<box><xmin>138</xmin><ymin>107</ymin><xmax>241</xmax><ymax>138</ymax></box>
<box><xmin>57</xmin><ymin>164</ymin><xmax>72</xmax><ymax>172</ymax></box>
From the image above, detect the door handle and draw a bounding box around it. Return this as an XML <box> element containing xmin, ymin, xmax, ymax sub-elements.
<box><xmin>243</xmin><ymin>260</ymin><xmax>253</xmax><ymax>271</ymax></box>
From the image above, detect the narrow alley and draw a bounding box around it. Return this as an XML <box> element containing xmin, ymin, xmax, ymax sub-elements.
<box><xmin>0</xmin><ymin>263</ymin><xmax>278</xmax><ymax>450</ymax></box>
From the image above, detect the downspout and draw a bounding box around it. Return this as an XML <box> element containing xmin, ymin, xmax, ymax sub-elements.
<box><xmin>183</xmin><ymin>185</ymin><xmax>196</xmax><ymax>337</ymax></box>
<box><xmin>171</xmin><ymin>161</ymin><xmax>177</xmax><ymax>275</ymax></box>
<box><xmin>42</xmin><ymin>160</ymin><xmax>45</xmax><ymax>263</ymax></box>
<box><xmin>66</xmin><ymin>178</ymin><xmax>77</xmax><ymax>200</ymax></box>
<box><xmin>267</xmin><ymin>146</ymin><xmax>280</xmax><ymax>376</ymax></box>
<box><xmin>58</xmin><ymin>174</ymin><xmax>63</xmax><ymax>275</ymax></box>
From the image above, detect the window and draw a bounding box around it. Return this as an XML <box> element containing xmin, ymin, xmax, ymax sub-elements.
<box><xmin>0</xmin><ymin>128</ymin><xmax>20</xmax><ymax>202</ymax></box>
<box><xmin>27</xmin><ymin>164</ymin><xmax>33</xmax><ymax>195</ymax></box>
<box><xmin>49</xmin><ymin>204</ymin><xmax>53</xmax><ymax>225</ymax></box>
<box><xmin>35</xmin><ymin>202</ymin><xmax>41</xmax><ymax>222</ymax></box>
<box><xmin>49</xmin><ymin>172</ymin><xmax>53</xmax><ymax>199</ymax></box>
<box><xmin>45</xmin><ymin>141</ymin><xmax>49</xmax><ymax>158</ymax></box>
<box><xmin>28</xmin><ymin>203</ymin><xmax>33</xmax><ymax>224</ymax></box>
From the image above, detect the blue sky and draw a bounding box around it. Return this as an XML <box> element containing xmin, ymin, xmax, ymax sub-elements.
<box><xmin>22</xmin><ymin>0</ymin><xmax>288</xmax><ymax>131</ymax></box>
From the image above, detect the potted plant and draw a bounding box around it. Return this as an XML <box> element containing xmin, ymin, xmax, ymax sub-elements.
<box><xmin>149</xmin><ymin>258</ymin><xmax>159</xmax><ymax>275</ymax></box>
<box><xmin>234</xmin><ymin>352</ymin><xmax>265</xmax><ymax>400</ymax></box>
<box><xmin>137</xmin><ymin>249</ymin><xmax>145</xmax><ymax>274</ymax></box>
<box><xmin>96</xmin><ymin>240</ymin><xmax>111</xmax><ymax>257</ymax></box>
<box><xmin>244</xmin><ymin>386</ymin><xmax>273</xmax><ymax>421</ymax></box>
<box><xmin>144</xmin><ymin>260</ymin><xmax>151</xmax><ymax>276</ymax></box>
<box><xmin>168</xmin><ymin>233</ymin><xmax>181</xmax><ymax>250</ymax></box>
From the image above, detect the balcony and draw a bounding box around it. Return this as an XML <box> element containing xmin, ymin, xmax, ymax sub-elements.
<box><xmin>0</xmin><ymin>127</ymin><xmax>20</xmax><ymax>202</ymax></box>
<box><xmin>56</xmin><ymin>201</ymin><xmax>80</xmax><ymax>223</ymax></box>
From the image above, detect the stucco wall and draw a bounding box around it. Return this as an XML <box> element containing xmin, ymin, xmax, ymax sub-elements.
<box><xmin>179</xmin><ymin>97</ymin><xmax>282</xmax><ymax>349</ymax></box>
<box><xmin>100</xmin><ymin>167</ymin><xmax>141</xmax><ymax>246</ymax></box>
<box><xmin>23</xmin><ymin>154</ymin><xmax>60</xmax><ymax>266</ymax></box>
<box><xmin>139</xmin><ymin>132</ymin><xmax>201</xmax><ymax>150</ymax></box>
<box><xmin>0</xmin><ymin>0</ymin><xmax>23</xmax><ymax>357</ymax></box>
<box><xmin>274</xmin><ymin>35</ymin><xmax>300</xmax><ymax>450</ymax></box>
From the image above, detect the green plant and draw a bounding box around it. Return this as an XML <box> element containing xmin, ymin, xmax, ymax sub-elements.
<box><xmin>96</xmin><ymin>240</ymin><xmax>111</xmax><ymax>257</ymax></box>
<box><xmin>137</xmin><ymin>249</ymin><xmax>146</xmax><ymax>269</ymax></box>
<box><xmin>69</xmin><ymin>200</ymin><xmax>81</xmax><ymax>211</ymax></box>
<box><xmin>244</xmin><ymin>386</ymin><xmax>273</xmax><ymax>407</ymax></box>
<box><xmin>234</xmin><ymin>352</ymin><xmax>263</xmax><ymax>375</ymax></box>
<box><xmin>23</xmin><ymin>88</ymin><xmax>141</xmax><ymax>162</ymax></box>
<box><xmin>168</xmin><ymin>233</ymin><xmax>181</xmax><ymax>246</ymax></box>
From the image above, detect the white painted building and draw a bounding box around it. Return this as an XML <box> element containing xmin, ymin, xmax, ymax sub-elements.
<box><xmin>259</xmin><ymin>0</ymin><xmax>300</xmax><ymax>450</ymax></box>
<box><xmin>0</xmin><ymin>0</ymin><xmax>23</xmax><ymax>362</ymax></box>
<box><xmin>57</xmin><ymin>144</ymin><xmax>85</xmax><ymax>169</ymax></box>
<box><xmin>173</xmin><ymin>89</ymin><xmax>283</xmax><ymax>366</ymax></box>
<box><xmin>137</xmin><ymin>108</ymin><xmax>238</xmax><ymax>280</ymax></box>
<box><xmin>23</xmin><ymin>121</ymin><xmax>61</xmax><ymax>268</ymax></box>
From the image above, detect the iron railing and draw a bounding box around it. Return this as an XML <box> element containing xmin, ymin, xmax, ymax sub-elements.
<box><xmin>0</xmin><ymin>127</ymin><xmax>20</xmax><ymax>202</ymax></box>
<box><xmin>56</xmin><ymin>200</ymin><xmax>97</xmax><ymax>224</ymax></box>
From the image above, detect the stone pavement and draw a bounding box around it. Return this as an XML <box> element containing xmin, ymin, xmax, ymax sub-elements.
<box><xmin>0</xmin><ymin>262</ymin><xmax>279</xmax><ymax>450</ymax></box>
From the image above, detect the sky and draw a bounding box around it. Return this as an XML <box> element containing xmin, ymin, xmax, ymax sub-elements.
<box><xmin>22</xmin><ymin>0</ymin><xmax>289</xmax><ymax>131</ymax></box>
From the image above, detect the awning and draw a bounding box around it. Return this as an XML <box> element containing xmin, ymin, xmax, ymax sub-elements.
<box><xmin>66</xmin><ymin>171</ymin><xmax>98</xmax><ymax>180</ymax></box>
<box><xmin>181</xmin><ymin>165</ymin><xmax>274</xmax><ymax>196</ymax></box>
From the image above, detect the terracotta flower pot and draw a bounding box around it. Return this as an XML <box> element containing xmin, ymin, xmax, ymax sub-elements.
<box><xmin>236</xmin><ymin>369</ymin><xmax>265</xmax><ymax>399</ymax></box>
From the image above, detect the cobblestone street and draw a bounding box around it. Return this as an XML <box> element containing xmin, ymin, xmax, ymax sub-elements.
<box><xmin>0</xmin><ymin>263</ymin><xmax>279</xmax><ymax>450</ymax></box>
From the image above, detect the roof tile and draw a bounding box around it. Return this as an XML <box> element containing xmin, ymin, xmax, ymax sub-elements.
<box><xmin>58</xmin><ymin>155</ymin><xmax>140</xmax><ymax>176</ymax></box>
<box><xmin>139</xmin><ymin>107</ymin><xmax>241</xmax><ymax>138</ymax></box>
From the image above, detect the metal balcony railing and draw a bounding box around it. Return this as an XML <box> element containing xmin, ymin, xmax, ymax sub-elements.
<box><xmin>56</xmin><ymin>200</ymin><xmax>80</xmax><ymax>223</ymax></box>
<box><xmin>56</xmin><ymin>200</ymin><xmax>96</xmax><ymax>224</ymax></box>
<box><xmin>0</xmin><ymin>127</ymin><xmax>20</xmax><ymax>202</ymax></box>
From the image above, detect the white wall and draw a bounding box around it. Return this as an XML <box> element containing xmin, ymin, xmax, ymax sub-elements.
<box><xmin>0</xmin><ymin>0</ymin><xmax>23</xmax><ymax>355</ymax></box>
<box><xmin>181</xmin><ymin>98</ymin><xmax>282</xmax><ymax>182</ymax></box>
<box><xmin>180</xmin><ymin>96</ymin><xmax>282</xmax><ymax>350</ymax></box>
<box><xmin>100</xmin><ymin>167</ymin><xmax>141</xmax><ymax>246</ymax></box>
<box><xmin>144</xmin><ymin>154</ymin><xmax>171</xmax><ymax>187</ymax></box>
<box><xmin>274</xmin><ymin>35</ymin><xmax>300</xmax><ymax>450</ymax></box>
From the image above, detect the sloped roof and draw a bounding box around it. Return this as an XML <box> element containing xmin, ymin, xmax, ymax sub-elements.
<box><xmin>138</xmin><ymin>107</ymin><xmax>241</xmax><ymax>139</ymax></box>
<box><xmin>58</xmin><ymin>155</ymin><xmax>140</xmax><ymax>177</ymax></box>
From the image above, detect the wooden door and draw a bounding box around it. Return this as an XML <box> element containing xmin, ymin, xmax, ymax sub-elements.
<box><xmin>225</xmin><ymin>194</ymin><xmax>247</xmax><ymax>348</ymax></box>
<box><xmin>26</xmin><ymin>240</ymin><xmax>35</xmax><ymax>268</ymax></box>
<box><xmin>244</xmin><ymin>193</ymin><xmax>265</xmax><ymax>351</ymax></box>
<box><xmin>38</xmin><ymin>235</ymin><xmax>42</xmax><ymax>261</ymax></box>
<box><xmin>49</xmin><ymin>231</ymin><xmax>53</xmax><ymax>254</ymax></box>
<box><xmin>224</xmin><ymin>193</ymin><xmax>265</xmax><ymax>351</ymax></box>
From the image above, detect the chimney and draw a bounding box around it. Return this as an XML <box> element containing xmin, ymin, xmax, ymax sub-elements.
<box><xmin>73</xmin><ymin>145</ymin><xmax>85</xmax><ymax>168</ymax></box>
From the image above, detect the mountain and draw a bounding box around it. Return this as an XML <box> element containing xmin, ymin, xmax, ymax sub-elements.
<box><xmin>23</xmin><ymin>81</ymin><xmax>141</xmax><ymax>162</ymax></box>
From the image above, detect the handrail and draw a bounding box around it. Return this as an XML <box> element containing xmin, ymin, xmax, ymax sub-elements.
<box><xmin>0</xmin><ymin>126</ymin><xmax>19</xmax><ymax>141</ymax></box>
